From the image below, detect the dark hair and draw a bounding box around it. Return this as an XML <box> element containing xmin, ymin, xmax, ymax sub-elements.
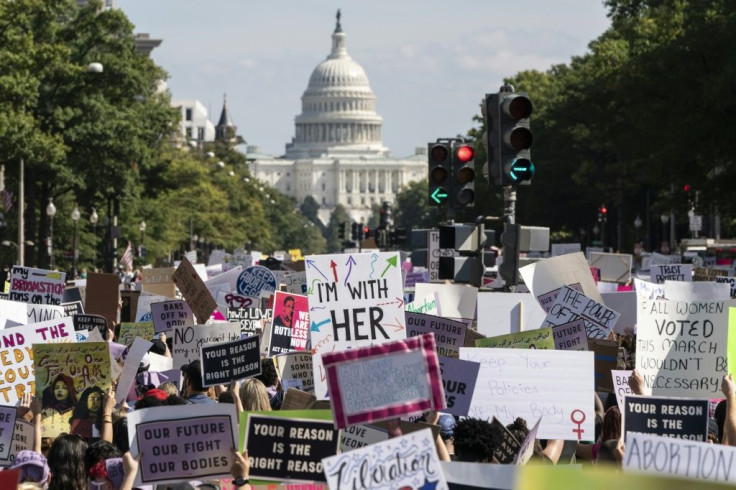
<box><xmin>256</xmin><ymin>358</ymin><xmax>279</xmax><ymax>387</ymax></box>
<box><xmin>506</xmin><ymin>417</ymin><xmax>529</xmax><ymax>444</ymax></box>
<box><xmin>284</xmin><ymin>295</ymin><xmax>295</xmax><ymax>305</ymax></box>
<box><xmin>134</xmin><ymin>394</ymin><xmax>166</xmax><ymax>410</ymax></box>
<box><xmin>69</xmin><ymin>386</ymin><xmax>105</xmax><ymax>429</ymax></box>
<box><xmin>218</xmin><ymin>391</ymin><xmax>235</xmax><ymax>404</ymax></box>
<box><xmin>600</xmin><ymin>406</ymin><xmax>621</xmax><ymax>442</ymax></box>
<box><xmin>715</xmin><ymin>400</ymin><xmax>727</xmax><ymax>444</ymax></box>
<box><xmin>453</xmin><ymin>418</ymin><xmax>502</xmax><ymax>463</ymax></box>
<box><xmin>84</xmin><ymin>441</ymin><xmax>121</xmax><ymax>476</ymax></box>
<box><xmin>112</xmin><ymin>418</ymin><xmax>129</xmax><ymax>454</ymax></box>
<box><xmin>165</xmin><ymin>395</ymin><xmax>187</xmax><ymax>406</ymax></box>
<box><xmin>41</xmin><ymin>374</ymin><xmax>77</xmax><ymax>414</ymax></box>
<box><xmin>47</xmin><ymin>434</ymin><xmax>88</xmax><ymax>490</ymax></box>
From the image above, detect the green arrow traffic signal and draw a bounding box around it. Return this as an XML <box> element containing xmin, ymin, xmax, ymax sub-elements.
<box><xmin>431</xmin><ymin>187</ymin><xmax>448</xmax><ymax>204</ymax></box>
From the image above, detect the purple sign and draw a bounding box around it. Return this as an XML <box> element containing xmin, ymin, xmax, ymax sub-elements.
<box><xmin>438</xmin><ymin>356</ymin><xmax>480</xmax><ymax>417</ymax></box>
<box><xmin>552</xmin><ymin>319</ymin><xmax>589</xmax><ymax>351</ymax></box>
<box><xmin>405</xmin><ymin>312</ymin><xmax>467</xmax><ymax>358</ymax></box>
<box><xmin>0</xmin><ymin>406</ymin><xmax>17</xmax><ymax>460</ymax></box>
<box><xmin>150</xmin><ymin>301</ymin><xmax>194</xmax><ymax>334</ymax></box>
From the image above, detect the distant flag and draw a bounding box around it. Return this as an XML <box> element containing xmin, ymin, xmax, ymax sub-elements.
<box><xmin>1</xmin><ymin>189</ymin><xmax>13</xmax><ymax>212</ymax></box>
<box><xmin>119</xmin><ymin>241</ymin><xmax>133</xmax><ymax>271</ymax></box>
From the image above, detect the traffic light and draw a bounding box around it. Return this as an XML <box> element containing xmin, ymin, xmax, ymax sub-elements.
<box><xmin>379</xmin><ymin>201</ymin><xmax>391</xmax><ymax>228</ymax></box>
<box><xmin>452</xmin><ymin>141</ymin><xmax>475</xmax><ymax>207</ymax></box>
<box><xmin>428</xmin><ymin>141</ymin><xmax>451</xmax><ymax>206</ymax></box>
<box><xmin>338</xmin><ymin>223</ymin><xmax>346</xmax><ymax>240</ymax></box>
<box><xmin>351</xmin><ymin>222</ymin><xmax>359</xmax><ymax>240</ymax></box>
<box><xmin>363</xmin><ymin>226</ymin><xmax>373</xmax><ymax>239</ymax></box>
<box><xmin>598</xmin><ymin>205</ymin><xmax>608</xmax><ymax>223</ymax></box>
<box><xmin>498</xmin><ymin>223</ymin><xmax>520</xmax><ymax>287</ymax></box>
<box><xmin>485</xmin><ymin>91</ymin><xmax>534</xmax><ymax>186</ymax></box>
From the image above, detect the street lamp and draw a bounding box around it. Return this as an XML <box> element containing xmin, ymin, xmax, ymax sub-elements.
<box><xmin>46</xmin><ymin>198</ymin><xmax>56</xmax><ymax>269</ymax></box>
<box><xmin>90</xmin><ymin>207</ymin><xmax>99</xmax><ymax>269</ymax></box>
<box><xmin>71</xmin><ymin>203</ymin><xmax>80</xmax><ymax>279</ymax></box>
<box><xmin>139</xmin><ymin>220</ymin><xmax>147</xmax><ymax>260</ymax></box>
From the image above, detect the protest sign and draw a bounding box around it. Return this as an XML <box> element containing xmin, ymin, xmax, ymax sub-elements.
<box><xmin>281</xmin><ymin>388</ymin><xmax>317</xmax><ymax>410</ymax></box>
<box><xmin>118</xmin><ymin>322</ymin><xmax>155</xmax><ymax>346</ymax></box>
<box><xmin>226</xmin><ymin>307</ymin><xmax>264</xmax><ymax>337</ymax></box>
<box><xmin>716</xmin><ymin>276</ymin><xmax>736</xmax><ymax>298</ymax></box>
<box><xmin>172</xmin><ymin>256</ymin><xmax>217</xmax><ymax>323</ymax></box>
<box><xmin>0</xmin><ymin>419</ymin><xmax>33</xmax><ymax>467</ymax></box>
<box><xmin>0</xmin><ymin>406</ymin><xmax>17</xmax><ymax>460</ymax></box>
<box><xmin>551</xmin><ymin>243</ymin><xmax>581</xmax><ymax>257</ymax></box>
<box><xmin>274</xmin><ymin>352</ymin><xmax>314</xmax><ymax>393</ymax></box>
<box><xmin>694</xmin><ymin>267</ymin><xmax>729</xmax><ymax>282</ymax></box>
<box><xmin>551</xmin><ymin>320</ymin><xmax>588</xmax><ymax>351</ymax></box>
<box><xmin>651</xmin><ymin>264</ymin><xmax>692</xmax><ymax>284</ymax></box>
<box><xmin>404</xmin><ymin>270</ymin><xmax>429</xmax><ymax>289</ymax></box>
<box><xmin>514</xmin><ymin>417</ymin><xmax>541</xmax><ymax>465</ymax></box>
<box><xmin>116</xmin><ymin>337</ymin><xmax>153</xmax><ymax>405</ymax></box>
<box><xmin>141</xmin><ymin>268</ymin><xmax>176</xmax><ymax>298</ymax></box>
<box><xmin>0</xmin><ymin>318</ymin><xmax>76</xmax><ymax>405</ymax></box>
<box><xmin>134</xmin><ymin>293</ymin><xmax>169</xmax><ymax>323</ymax></box>
<box><xmin>601</xmin><ymin>291</ymin><xmax>637</xmax><ymax>335</ymax></box>
<box><xmin>475</xmin><ymin>292</ymin><xmax>547</xmax><ymax>337</ymax></box>
<box><xmin>216</xmin><ymin>291</ymin><xmax>258</xmax><ymax>309</ymax></box>
<box><xmin>491</xmin><ymin>417</ymin><xmax>522</xmax><ymax>464</ymax></box>
<box><xmin>428</xmin><ymin>229</ymin><xmax>457</xmax><ymax>283</ymax></box>
<box><xmin>27</xmin><ymin>304</ymin><xmax>64</xmax><ymax>324</ymax></box>
<box><xmin>588</xmin><ymin>252</ymin><xmax>632</xmax><ymax>283</ymax></box>
<box><xmin>200</xmin><ymin>335</ymin><xmax>261</xmax><ymax>387</ymax></box>
<box><xmin>284</xmin><ymin>271</ymin><xmax>307</xmax><ymax>295</ymax></box>
<box><xmin>0</xmin><ymin>299</ymin><xmax>26</xmax><ymax>329</ymax></box>
<box><xmin>622</xmin><ymin>394</ymin><xmax>708</xmax><ymax>442</ymax></box>
<box><xmin>322</xmin><ymin>333</ymin><xmax>445</xmax><ymax>429</ymax></box>
<box><xmin>634</xmin><ymin>277</ymin><xmax>666</xmax><ymax>300</ymax></box>
<box><xmin>8</xmin><ymin>266</ymin><xmax>65</xmax><ymax>305</ymax></box>
<box><xmin>542</xmin><ymin>285</ymin><xmax>620</xmax><ymax>339</ymax></box>
<box><xmin>665</xmin><ymin>280</ymin><xmax>731</xmax><ymax>301</ymax></box>
<box><xmin>85</xmin><ymin>273</ymin><xmax>119</xmax><ymax>328</ymax></box>
<box><xmin>438</xmin><ymin>356</ymin><xmax>479</xmax><ymax>417</ymax></box>
<box><xmin>415</xmin><ymin>282</ymin><xmax>477</xmax><ymax>322</ymax></box>
<box><xmin>244</xmin><ymin>414</ymin><xmax>339</xmax><ymax>483</ymax></box>
<box><xmin>281</xmin><ymin>379</ymin><xmax>303</xmax><ymax>391</ymax></box>
<box><xmin>106</xmin><ymin>458</ymin><xmax>124</xmax><ymax>489</ymax></box>
<box><xmin>61</xmin><ymin>301</ymin><xmax>83</xmax><ymax>317</ymax></box>
<box><xmin>636</xmin><ymin>297</ymin><xmax>735</xmax><ymax>397</ymax></box>
<box><xmin>624</xmin><ymin>432</ymin><xmax>736</xmax><ymax>484</ymax></box>
<box><xmin>460</xmin><ymin>348</ymin><xmax>594</xmax><ymax>440</ymax></box>
<box><xmin>150</xmin><ymin>300</ymin><xmax>194</xmax><ymax>334</ymax></box>
<box><xmin>441</xmin><ymin>461</ymin><xmax>516</xmax><ymax>490</ymax></box>
<box><xmin>476</xmin><ymin>328</ymin><xmax>555</xmax><ymax>350</ymax></box>
<box><xmin>269</xmin><ymin>291</ymin><xmax>309</xmax><ymax>356</ymax></box>
<box><xmin>128</xmin><ymin>404</ymin><xmax>238</xmax><ymax>486</ymax></box>
<box><xmin>71</xmin><ymin>315</ymin><xmax>107</xmax><ymax>340</ymax></box>
<box><xmin>236</xmin><ymin>265</ymin><xmax>277</xmax><ymax>297</ymax></box>
<box><xmin>519</xmin><ymin>252</ymin><xmax>603</xmax><ymax>311</ymax></box>
<box><xmin>172</xmin><ymin>322</ymin><xmax>242</xmax><ymax>368</ymax></box>
<box><xmin>405</xmin><ymin>293</ymin><xmax>441</xmax><ymax>316</ymax></box>
<box><xmin>406</xmin><ymin>312</ymin><xmax>467</xmax><ymax>357</ymax></box>
<box><xmin>322</xmin><ymin>428</ymin><xmax>448</xmax><ymax>490</ymax></box>
<box><xmin>589</xmin><ymin>338</ymin><xmax>619</xmax><ymax>392</ymax></box>
<box><xmin>340</xmin><ymin>424</ymin><xmax>387</xmax><ymax>452</ymax></box>
<box><xmin>612</xmin><ymin>370</ymin><xmax>633</xmax><ymax>408</ymax></box>
<box><xmin>34</xmin><ymin>341</ymin><xmax>111</xmax><ymax>438</ymax></box>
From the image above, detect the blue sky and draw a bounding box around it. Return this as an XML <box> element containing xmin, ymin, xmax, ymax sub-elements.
<box><xmin>117</xmin><ymin>0</ymin><xmax>611</xmax><ymax>158</ymax></box>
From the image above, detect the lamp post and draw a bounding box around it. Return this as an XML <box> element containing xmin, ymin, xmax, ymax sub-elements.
<box><xmin>46</xmin><ymin>198</ymin><xmax>56</xmax><ymax>269</ymax></box>
<box><xmin>90</xmin><ymin>208</ymin><xmax>99</xmax><ymax>269</ymax></box>
<box><xmin>139</xmin><ymin>220</ymin><xmax>146</xmax><ymax>261</ymax></box>
<box><xmin>71</xmin><ymin>203</ymin><xmax>80</xmax><ymax>279</ymax></box>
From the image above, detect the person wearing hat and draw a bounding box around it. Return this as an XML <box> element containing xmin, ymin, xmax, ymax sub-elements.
<box><xmin>9</xmin><ymin>450</ymin><xmax>50</xmax><ymax>485</ymax></box>
<box><xmin>180</xmin><ymin>360</ymin><xmax>216</xmax><ymax>405</ymax></box>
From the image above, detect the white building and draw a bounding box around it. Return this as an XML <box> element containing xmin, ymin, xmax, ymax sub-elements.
<box><xmin>248</xmin><ymin>12</ymin><xmax>427</xmax><ymax>225</ymax></box>
<box><xmin>171</xmin><ymin>99</ymin><xmax>216</xmax><ymax>144</ymax></box>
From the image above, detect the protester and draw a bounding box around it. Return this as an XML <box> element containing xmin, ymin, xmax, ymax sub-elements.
<box><xmin>180</xmin><ymin>360</ymin><xmax>217</xmax><ymax>404</ymax></box>
<box><xmin>452</xmin><ymin>418</ymin><xmax>502</xmax><ymax>463</ymax></box>
<box><xmin>46</xmin><ymin>434</ymin><xmax>88</xmax><ymax>490</ymax></box>
<box><xmin>9</xmin><ymin>450</ymin><xmax>50</xmax><ymax>486</ymax></box>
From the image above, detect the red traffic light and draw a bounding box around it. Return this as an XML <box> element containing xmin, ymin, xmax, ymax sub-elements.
<box><xmin>683</xmin><ymin>184</ymin><xmax>692</xmax><ymax>192</ymax></box>
<box><xmin>600</xmin><ymin>206</ymin><xmax>607</xmax><ymax>215</ymax></box>
<box><xmin>363</xmin><ymin>226</ymin><xmax>370</xmax><ymax>234</ymax></box>
<box><xmin>455</xmin><ymin>145</ymin><xmax>474</xmax><ymax>163</ymax></box>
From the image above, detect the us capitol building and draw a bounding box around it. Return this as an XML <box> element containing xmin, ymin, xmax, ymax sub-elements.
<box><xmin>247</xmin><ymin>12</ymin><xmax>427</xmax><ymax>225</ymax></box>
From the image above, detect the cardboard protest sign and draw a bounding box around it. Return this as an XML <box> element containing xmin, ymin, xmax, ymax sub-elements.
<box><xmin>665</xmin><ymin>280</ymin><xmax>731</xmax><ymax>301</ymax></box>
<box><xmin>27</xmin><ymin>304</ymin><xmax>64</xmax><ymax>324</ymax></box>
<box><xmin>269</xmin><ymin>291</ymin><xmax>309</xmax><ymax>356</ymax></box>
<box><xmin>244</xmin><ymin>414</ymin><xmax>339</xmax><ymax>483</ymax></box>
<box><xmin>307</xmin><ymin>252</ymin><xmax>406</xmax><ymax>399</ymax></box>
<box><xmin>636</xmin><ymin>297</ymin><xmax>735</xmax><ymax>398</ymax></box>
<box><xmin>34</xmin><ymin>342</ymin><xmax>111</xmax><ymax>438</ymax></box>
<box><xmin>281</xmin><ymin>388</ymin><xmax>317</xmax><ymax>411</ymax></box>
<box><xmin>236</xmin><ymin>265</ymin><xmax>277</xmax><ymax>297</ymax></box>
<box><xmin>624</xmin><ymin>432</ymin><xmax>736</xmax><ymax>484</ymax></box>
<box><xmin>322</xmin><ymin>428</ymin><xmax>448</xmax><ymax>490</ymax></box>
<box><xmin>622</xmin><ymin>394</ymin><xmax>708</xmax><ymax>443</ymax></box>
<box><xmin>406</xmin><ymin>312</ymin><xmax>466</xmax><ymax>357</ymax></box>
<box><xmin>588</xmin><ymin>252</ymin><xmax>632</xmax><ymax>283</ymax></box>
<box><xmin>0</xmin><ymin>406</ymin><xmax>17</xmax><ymax>460</ymax></box>
<box><xmin>340</xmin><ymin>424</ymin><xmax>387</xmax><ymax>452</ymax></box>
<box><xmin>283</xmin><ymin>271</ymin><xmax>307</xmax><ymax>295</ymax></box>
<box><xmin>651</xmin><ymin>264</ymin><xmax>692</xmax><ymax>284</ymax></box>
<box><xmin>172</xmin><ymin>256</ymin><xmax>217</xmax><ymax>323</ymax></box>
<box><xmin>0</xmin><ymin>419</ymin><xmax>33</xmax><ymax>467</ymax></box>
<box><xmin>475</xmin><ymin>292</ymin><xmax>547</xmax><ymax>337</ymax></box>
<box><xmin>612</xmin><ymin>370</ymin><xmax>633</xmax><ymax>409</ymax></box>
<box><xmin>274</xmin><ymin>352</ymin><xmax>314</xmax><ymax>393</ymax></box>
<box><xmin>519</xmin><ymin>252</ymin><xmax>603</xmax><ymax>311</ymax></box>
<box><xmin>551</xmin><ymin>320</ymin><xmax>588</xmax><ymax>351</ymax></box>
<box><xmin>0</xmin><ymin>299</ymin><xmax>26</xmax><ymax>329</ymax></box>
<box><xmin>150</xmin><ymin>300</ymin><xmax>194</xmax><ymax>334</ymax></box>
<box><xmin>542</xmin><ymin>285</ymin><xmax>620</xmax><ymax>339</ymax></box>
<box><xmin>491</xmin><ymin>417</ymin><xmax>522</xmax><ymax>464</ymax></box>
<box><xmin>85</xmin><ymin>273</ymin><xmax>119</xmax><ymax>328</ymax></box>
<box><xmin>460</xmin><ymin>348</ymin><xmax>595</xmax><ymax>440</ymax></box>
<box><xmin>141</xmin><ymin>268</ymin><xmax>176</xmax><ymax>298</ymax></box>
<box><xmin>0</xmin><ymin>318</ymin><xmax>76</xmax><ymax>405</ymax></box>
<box><xmin>322</xmin><ymin>333</ymin><xmax>445</xmax><ymax>429</ymax></box>
<box><xmin>8</xmin><ymin>266</ymin><xmax>65</xmax><ymax>305</ymax></box>
<box><xmin>226</xmin><ymin>307</ymin><xmax>266</xmax><ymax>336</ymax></box>
<box><xmin>437</xmin><ymin>356</ymin><xmax>480</xmax><ymax>417</ymax></box>
<box><xmin>405</xmin><ymin>293</ymin><xmax>441</xmax><ymax>316</ymax></box>
<box><xmin>118</xmin><ymin>322</ymin><xmax>155</xmax><ymax>346</ymax></box>
<box><xmin>589</xmin><ymin>338</ymin><xmax>619</xmax><ymax>392</ymax></box>
<box><xmin>128</xmin><ymin>404</ymin><xmax>238</xmax><ymax>486</ymax></box>
<box><xmin>514</xmin><ymin>417</ymin><xmax>541</xmax><ymax>465</ymax></box>
<box><xmin>694</xmin><ymin>267</ymin><xmax>729</xmax><ymax>282</ymax></box>
<box><xmin>415</xmin><ymin>282</ymin><xmax>476</xmax><ymax>322</ymax></box>
<box><xmin>476</xmin><ymin>328</ymin><xmax>555</xmax><ymax>350</ymax></box>
<box><xmin>200</xmin><ymin>335</ymin><xmax>261</xmax><ymax>387</ymax></box>
<box><xmin>115</xmin><ymin>337</ymin><xmax>153</xmax><ymax>405</ymax></box>
<box><xmin>172</xmin><ymin>322</ymin><xmax>242</xmax><ymax>369</ymax></box>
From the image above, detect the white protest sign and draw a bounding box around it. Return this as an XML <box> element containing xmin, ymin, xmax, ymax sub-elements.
<box><xmin>460</xmin><ymin>348</ymin><xmax>595</xmax><ymax>440</ymax></box>
<box><xmin>0</xmin><ymin>299</ymin><xmax>26</xmax><ymax>329</ymax></box>
<box><xmin>650</xmin><ymin>264</ymin><xmax>692</xmax><ymax>284</ymax></box>
<box><xmin>274</xmin><ymin>352</ymin><xmax>314</xmax><ymax>393</ymax></box>
<box><xmin>415</xmin><ymin>282</ymin><xmax>477</xmax><ymax>322</ymax></box>
<box><xmin>441</xmin><ymin>461</ymin><xmax>516</xmax><ymax>489</ymax></box>
<box><xmin>716</xmin><ymin>276</ymin><xmax>736</xmax><ymax>298</ymax></box>
<box><xmin>306</xmin><ymin>252</ymin><xmax>406</xmax><ymax>399</ymax></box>
<box><xmin>612</xmin><ymin>370</ymin><xmax>633</xmax><ymax>408</ymax></box>
<box><xmin>405</xmin><ymin>293</ymin><xmax>441</xmax><ymax>316</ymax></box>
<box><xmin>664</xmin><ymin>280</ymin><xmax>731</xmax><ymax>301</ymax></box>
<box><xmin>283</xmin><ymin>271</ymin><xmax>307</xmax><ymax>295</ymax></box>
<box><xmin>634</xmin><ymin>277</ymin><xmax>666</xmax><ymax>300</ymax></box>
<box><xmin>624</xmin><ymin>432</ymin><xmax>736</xmax><ymax>483</ymax></box>
<box><xmin>8</xmin><ymin>266</ymin><xmax>65</xmax><ymax>305</ymax></box>
<box><xmin>542</xmin><ymin>285</ymin><xmax>620</xmax><ymax>339</ymax></box>
<box><xmin>204</xmin><ymin>265</ymin><xmax>243</xmax><ymax>292</ymax></box>
<box><xmin>601</xmin><ymin>291</ymin><xmax>637</xmax><ymax>335</ymax></box>
<box><xmin>116</xmin><ymin>337</ymin><xmax>154</xmax><ymax>404</ymax></box>
<box><xmin>588</xmin><ymin>252</ymin><xmax>632</xmax><ymax>284</ymax></box>
<box><xmin>475</xmin><ymin>292</ymin><xmax>546</xmax><ymax>337</ymax></box>
<box><xmin>636</xmin><ymin>297</ymin><xmax>735</xmax><ymax>398</ymax></box>
<box><xmin>650</xmin><ymin>252</ymin><xmax>681</xmax><ymax>266</ymax></box>
<box><xmin>27</xmin><ymin>304</ymin><xmax>64</xmax><ymax>324</ymax></box>
<box><xmin>519</xmin><ymin>252</ymin><xmax>603</xmax><ymax>311</ymax></box>
<box><xmin>340</xmin><ymin>424</ymin><xmax>387</xmax><ymax>452</ymax></box>
<box><xmin>322</xmin><ymin>428</ymin><xmax>448</xmax><ymax>490</ymax></box>
<box><xmin>135</xmin><ymin>294</ymin><xmax>171</xmax><ymax>323</ymax></box>
<box><xmin>171</xmin><ymin>322</ymin><xmax>242</xmax><ymax>369</ymax></box>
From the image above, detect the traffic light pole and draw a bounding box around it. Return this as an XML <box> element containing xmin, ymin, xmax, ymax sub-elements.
<box><xmin>503</xmin><ymin>186</ymin><xmax>516</xmax><ymax>224</ymax></box>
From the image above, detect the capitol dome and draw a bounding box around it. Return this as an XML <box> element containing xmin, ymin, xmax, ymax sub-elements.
<box><xmin>285</xmin><ymin>11</ymin><xmax>388</xmax><ymax>159</ymax></box>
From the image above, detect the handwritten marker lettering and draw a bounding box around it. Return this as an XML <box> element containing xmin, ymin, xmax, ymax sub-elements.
<box><xmin>571</xmin><ymin>409</ymin><xmax>586</xmax><ymax>440</ymax></box>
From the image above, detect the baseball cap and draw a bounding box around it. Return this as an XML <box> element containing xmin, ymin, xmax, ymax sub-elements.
<box><xmin>180</xmin><ymin>360</ymin><xmax>204</xmax><ymax>392</ymax></box>
<box><xmin>9</xmin><ymin>450</ymin><xmax>50</xmax><ymax>483</ymax></box>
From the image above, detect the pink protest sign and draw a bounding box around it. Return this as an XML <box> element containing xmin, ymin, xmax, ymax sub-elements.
<box><xmin>322</xmin><ymin>333</ymin><xmax>445</xmax><ymax>429</ymax></box>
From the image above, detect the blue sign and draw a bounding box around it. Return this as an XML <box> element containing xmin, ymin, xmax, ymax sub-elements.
<box><xmin>237</xmin><ymin>266</ymin><xmax>277</xmax><ymax>297</ymax></box>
